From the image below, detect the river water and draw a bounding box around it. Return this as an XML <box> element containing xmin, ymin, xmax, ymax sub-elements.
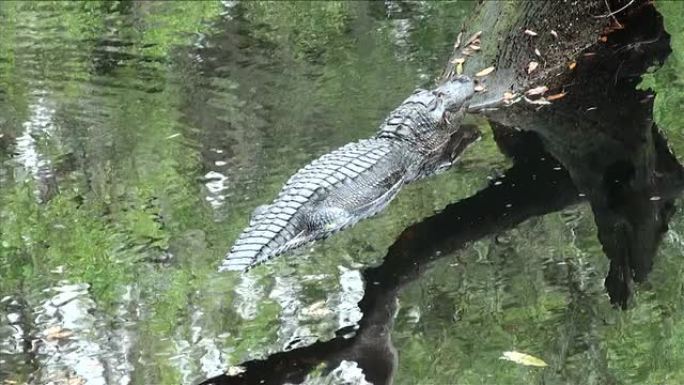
<box><xmin>1</xmin><ymin>2</ymin><xmax>684</xmax><ymax>385</ymax></box>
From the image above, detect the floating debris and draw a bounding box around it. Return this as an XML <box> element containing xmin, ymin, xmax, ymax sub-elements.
<box><xmin>568</xmin><ymin>61</ymin><xmax>577</xmax><ymax>70</ymax></box>
<box><xmin>474</xmin><ymin>84</ymin><xmax>486</xmax><ymax>92</ymax></box>
<box><xmin>475</xmin><ymin>66</ymin><xmax>495</xmax><ymax>77</ymax></box>
<box><xmin>527</xmin><ymin>61</ymin><xmax>539</xmax><ymax>74</ymax></box>
<box><xmin>469</xmin><ymin>44</ymin><xmax>481</xmax><ymax>51</ymax></box>
<box><xmin>524</xmin><ymin>29</ymin><xmax>538</xmax><ymax>37</ymax></box>
<box><xmin>586</xmin><ymin>106</ymin><xmax>598</xmax><ymax>111</ymax></box>
<box><xmin>649</xmin><ymin>196</ymin><xmax>661</xmax><ymax>201</ymax></box>
<box><xmin>500</xmin><ymin>351</ymin><xmax>548</xmax><ymax>367</ymax></box>
<box><xmin>550</xmin><ymin>30</ymin><xmax>559</xmax><ymax>38</ymax></box>
<box><xmin>450</xmin><ymin>57</ymin><xmax>465</xmax><ymax>64</ymax></box>
<box><xmin>534</xmin><ymin>48</ymin><xmax>542</xmax><ymax>57</ymax></box>
<box><xmin>547</xmin><ymin>92</ymin><xmax>567</xmax><ymax>101</ymax></box>
<box><xmin>525</xmin><ymin>85</ymin><xmax>548</xmax><ymax>96</ymax></box>
<box><xmin>165</xmin><ymin>133</ymin><xmax>181</xmax><ymax>140</ymax></box>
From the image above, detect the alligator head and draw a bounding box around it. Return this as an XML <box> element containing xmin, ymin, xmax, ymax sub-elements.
<box><xmin>378</xmin><ymin>75</ymin><xmax>475</xmax><ymax>143</ymax></box>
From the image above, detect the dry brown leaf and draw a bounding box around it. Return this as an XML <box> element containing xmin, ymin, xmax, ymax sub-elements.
<box><xmin>464</xmin><ymin>31</ymin><xmax>483</xmax><ymax>47</ymax></box>
<box><xmin>527</xmin><ymin>61</ymin><xmax>539</xmax><ymax>74</ymax></box>
<box><xmin>547</xmin><ymin>92</ymin><xmax>567</xmax><ymax>101</ymax></box>
<box><xmin>67</xmin><ymin>377</ymin><xmax>85</xmax><ymax>385</ymax></box>
<box><xmin>523</xmin><ymin>96</ymin><xmax>551</xmax><ymax>105</ymax></box>
<box><xmin>227</xmin><ymin>366</ymin><xmax>247</xmax><ymax>376</ymax></box>
<box><xmin>450</xmin><ymin>57</ymin><xmax>465</xmax><ymax>64</ymax></box>
<box><xmin>475</xmin><ymin>66</ymin><xmax>495</xmax><ymax>77</ymax></box>
<box><xmin>525</xmin><ymin>85</ymin><xmax>548</xmax><ymax>96</ymax></box>
<box><xmin>46</xmin><ymin>326</ymin><xmax>73</xmax><ymax>341</ymax></box>
<box><xmin>568</xmin><ymin>61</ymin><xmax>577</xmax><ymax>70</ymax></box>
<box><xmin>524</xmin><ymin>29</ymin><xmax>538</xmax><ymax>37</ymax></box>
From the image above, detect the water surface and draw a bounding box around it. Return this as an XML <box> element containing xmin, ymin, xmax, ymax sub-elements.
<box><xmin>2</xmin><ymin>1</ymin><xmax>684</xmax><ymax>385</ymax></box>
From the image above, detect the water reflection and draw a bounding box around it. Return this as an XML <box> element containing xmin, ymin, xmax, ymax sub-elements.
<box><xmin>1</xmin><ymin>1</ymin><xmax>684</xmax><ymax>385</ymax></box>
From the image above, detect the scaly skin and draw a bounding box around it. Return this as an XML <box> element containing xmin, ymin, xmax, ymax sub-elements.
<box><xmin>220</xmin><ymin>75</ymin><xmax>476</xmax><ymax>272</ymax></box>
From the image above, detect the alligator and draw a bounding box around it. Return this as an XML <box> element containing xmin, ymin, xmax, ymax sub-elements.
<box><xmin>219</xmin><ymin>75</ymin><xmax>479</xmax><ymax>272</ymax></box>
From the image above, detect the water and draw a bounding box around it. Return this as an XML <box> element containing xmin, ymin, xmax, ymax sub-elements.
<box><xmin>1</xmin><ymin>1</ymin><xmax>684</xmax><ymax>385</ymax></box>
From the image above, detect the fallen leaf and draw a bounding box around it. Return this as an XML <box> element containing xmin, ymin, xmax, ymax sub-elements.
<box><xmin>534</xmin><ymin>48</ymin><xmax>542</xmax><ymax>57</ymax></box>
<box><xmin>523</xmin><ymin>96</ymin><xmax>552</xmax><ymax>105</ymax></box>
<box><xmin>475</xmin><ymin>66</ymin><xmax>495</xmax><ymax>77</ymax></box>
<box><xmin>45</xmin><ymin>326</ymin><xmax>73</xmax><ymax>341</ymax></box>
<box><xmin>227</xmin><ymin>366</ymin><xmax>246</xmax><ymax>376</ymax></box>
<box><xmin>461</xmin><ymin>47</ymin><xmax>474</xmax><ymax>56</ymax></box>
<box><xmin>527</xmin><ymin>61</ymin><xmax>539</xmax><ymax>74</ymax></box>
<box><xmin>450</xmin><ymin>57</ymin><xmax>465</xmax><ymax>64</ymax></box>
<box><xmin>550</xmin><ymin>30</ymin><xmax>558</xmax><ymax>38</ymax></box>
<box><xmin>67</xmin><ymin>377</ymin><xmax>85</xmax><ymax>385</ymax></box>
<box><xmin>503</xmin><ymin>92</ymin><xmax>516</xmax><ymax>100</ymax></box>
<box><xmin>525</xmin><ymin>85</ymin><xmax>548</xmax><ymax>96</ymax></box>
<box><xmin>454</xmin><ymin>32</ymin><xmax>463</xmax><ymax>48</ymax></box>
<box><xmin>547</xmin><ymin>92</ymin><xmax>567</xmax><ymax>101</ymax></box>
<box><xmin>598</xmin><ymin>35</ymin><xmax>608</xmax><ymax>42</ymax></box>
<box><xmin>469</xmin><ymin>44</ymin><xmax>481</xmax><ymax>51</ymax></box>
<box><xmin>568</xmin><ymin>61</ymin><xmax>577</xmax><ymax>70</ymax></box>
<box><xmin>474</xmin><ymin>85</ymin><xmax>486</xmax><ymax>92</ymax></box>
<box><xmin>583</xmin><ymin>52</ymin><xmax>596</xmax><ymax>57</ymax></box>
<box><xmin>524</xmin><ymin>29</ymin><xmax>538</xmax><ymax>37</ymax></box>
<box><xmin>500</xmin><ymin>351</ymin><xmax>548</xmax><ymax>367</ymax></box>
<box><xmin>456</xmin><ymin>62</ymin><xmax>464</xmax><ymax>75</ymax></box>
<box><xmin>464</xmin><ymin>31</ymin><xmax>483</xmax><ymax>47</ymax></box>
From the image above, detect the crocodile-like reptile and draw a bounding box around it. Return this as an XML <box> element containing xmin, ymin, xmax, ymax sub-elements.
<box><xmin>219</xmin><ymin>75</ymin><xmax>478</xmax><ymax>272</ymax></box>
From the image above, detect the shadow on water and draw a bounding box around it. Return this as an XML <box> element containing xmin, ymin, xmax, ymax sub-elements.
<box><xmin>202</xmin><ymin>3</ymin><xmax>684</xmax><ymax>384</ymax></box>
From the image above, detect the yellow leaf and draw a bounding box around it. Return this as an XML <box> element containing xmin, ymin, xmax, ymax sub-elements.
<box><xmin>500</xmin><ymin>351</ymin><xmax>548</xmax><ymax>367</ymax></box>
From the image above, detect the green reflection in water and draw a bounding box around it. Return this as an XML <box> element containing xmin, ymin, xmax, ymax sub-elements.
<box><xmin>0</xmin><ymin>1</ymin><xmax>683</xmax><ymax>385</ymax></box>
